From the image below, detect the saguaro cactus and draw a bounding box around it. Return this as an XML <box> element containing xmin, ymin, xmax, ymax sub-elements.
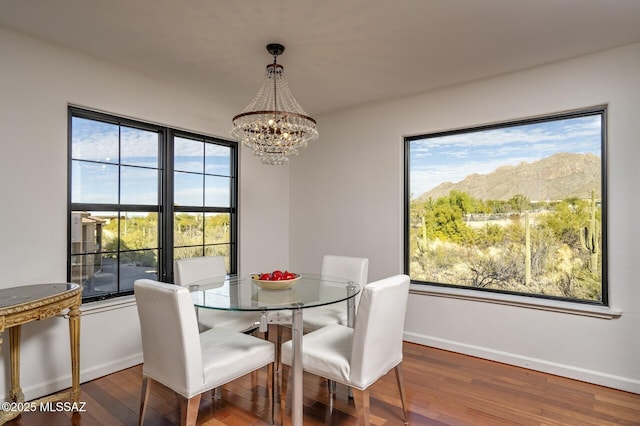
<box><xmin>525</xmin><ymin>211</ymin><xmax>531</xmax><ymax>286</ymax></box>
<box><xmin>580</xmin><ymin>190</ymin><xmax>600</xmax><ymax>272</ymax></box>
<box><xmin>416</xmin><ymin>215</ymin><xmax>428</xmax><ymax>253</ymax></box>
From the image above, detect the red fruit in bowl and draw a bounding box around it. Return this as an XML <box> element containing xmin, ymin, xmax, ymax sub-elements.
<box><xmin>271</xmin><ymin>270</ymin><xmax>284</xmax><ymax>280</ymax></box>
<box><xmin>283</xmin><ymin>271</ymin><xmax>296</xmax><ymax>280</ymax></box>
<box><xmin>259</xmin><ymin>273</ymin><xmax>271</xmax><ymax>280</ymax></box>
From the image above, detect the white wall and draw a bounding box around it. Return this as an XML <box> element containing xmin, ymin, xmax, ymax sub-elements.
<box><xmin>290</xmin><ymin>43</ymin><xmax>640</xmax><ymax>393</ymax></box>
<box><xmin>0</xmin><ymin>26</ymin><xmax>290</xmax><ymax>400</ymax></box>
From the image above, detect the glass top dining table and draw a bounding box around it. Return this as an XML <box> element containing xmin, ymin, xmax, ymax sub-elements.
<box><xmin>188</xmin><ymin>273</ymin><xmax>360</xmax><ymax>426</ymax></box>
<box><xmin>188</xmin><ymin>273</ymin><xmax>359</xmax><ymax>311</ymax></box>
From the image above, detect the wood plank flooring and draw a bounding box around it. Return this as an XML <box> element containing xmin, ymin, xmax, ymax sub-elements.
<box><xmin>6</xmin><ymin>335</ymin><xmax>640</xmax><ymax>425</ymax></box>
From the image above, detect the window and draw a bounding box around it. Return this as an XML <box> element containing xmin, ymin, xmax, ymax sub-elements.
<box><xmin>68</xmin><ymin>107</ymin><xmax>237</xmax><ymax>302</ymax></box>
<box><xmin>405</xmin><ymin>107</ymin><xmax>607</xmax><ymax>305</ymax></box>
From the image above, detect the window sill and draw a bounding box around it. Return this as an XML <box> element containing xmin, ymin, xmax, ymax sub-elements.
<box><xmin>80</xmin><ymin>295</ymin><xmax>137</xmax><ymax>316</ymax></box>
<box><xmin>409</xmin><ymin>284</ymin><xmax>622</xmax><ymax>319</ymax></box>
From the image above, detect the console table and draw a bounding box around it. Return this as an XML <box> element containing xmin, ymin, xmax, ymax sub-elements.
<box><xmin>0</xmin><ymin>283</ymin><xmax>82</xmax><ymax>424</ymax></box>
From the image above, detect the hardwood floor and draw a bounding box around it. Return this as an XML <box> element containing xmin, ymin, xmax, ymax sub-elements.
<box><xmin>7</xmin><ymin>337</ymin><xmax>640</xmax><ymax>425</ymax></box>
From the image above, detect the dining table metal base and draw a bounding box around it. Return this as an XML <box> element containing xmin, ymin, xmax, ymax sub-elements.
<box><xmin>291</xmin><ymin>307</ymin><xmax>303</xmax><ymax>426</ymax></box>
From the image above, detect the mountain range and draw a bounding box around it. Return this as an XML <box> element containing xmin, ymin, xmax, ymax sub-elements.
<box><xmin>417</xmin><ymin>152</ymin><xmax>601</xmax><ymax>202</ymax></box>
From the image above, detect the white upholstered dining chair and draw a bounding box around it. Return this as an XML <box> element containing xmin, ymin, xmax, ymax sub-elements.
<box><xmin>174</xmin><ymin>256</ymin><xmax>259</xmax><ymax>333</ymax></box>
<box><xmin>134</xmin><ymin>279</ymin><xmax>275</xmax><ymax>426</ymax></box>
<box><xmin>281</xmin><ymin>274</ymin><xmax>410</xmax><ymax>425</ymax></box>
<box><xmin>270</xmin><ymin>255</ymin><xmax>368</xmax><ymax>371</ymax></box>
<box><xmin>302</xmin><ymin>254</ymin><xmax>369</xmax><ymax>333</ymax></box>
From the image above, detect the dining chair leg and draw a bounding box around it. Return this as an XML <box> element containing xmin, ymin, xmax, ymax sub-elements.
<box><xmin>276</xmin><ymin>324</ymin><xmax>283</xmax><ymax>373</ymax></box>
<box><xmin>326</xmin><ymin>379</ymin><xmax>336</xmax><ymax>414</ymax></box>
<box><xmin>265</xmin><ymin>324</ymin><xmax>283</xmax><ymax>372</ymax></box>
<box><xmin>394</xmin><ymin>364</ymin><xmax>409</xmax><ymax>424</ymax></box>
<box><xmin>269</xmin><ymin>362</ymin><xmax>275</xmax><ymax>425</ymax></box>
<box><xmin>180</xmin><ymin>393</ymin><xmax>202</xmax><ymax>426</ymax></box>
<box><xmin>352</xmin><ymin>387</ymin><xmax>371</xmax><ymax>426</ymax></box>
<box><xmin>213</xmin><ymin>387</ymin><xmax>222</xmax><ymax>400</ymax></box>
<box><xmin>139</xmin><ymin>376</ymin><xmax>151</xmax><ymax>426</ymax></box>
<box><xmin>280</xmin><ymin>364</ymin><xmax>292</xmax><ymax>420</ymax></box>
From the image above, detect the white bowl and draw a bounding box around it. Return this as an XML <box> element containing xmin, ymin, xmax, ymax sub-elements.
<box><xmin>251</xmin><ymin>273</ymin><xmax>300</xmax><ymax>290</ymax></box>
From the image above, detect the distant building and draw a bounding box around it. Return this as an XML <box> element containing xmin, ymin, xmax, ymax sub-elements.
<box><xmin>70</xmin><ymin>212</ymin><xmax>106</xmax><ymax>284</ymax></box>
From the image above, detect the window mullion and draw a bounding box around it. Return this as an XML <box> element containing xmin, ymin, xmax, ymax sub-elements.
<box><xmin>162</xmin><ymin>128</ymin><xmax>174</xmax><ymax>282</ymax></box>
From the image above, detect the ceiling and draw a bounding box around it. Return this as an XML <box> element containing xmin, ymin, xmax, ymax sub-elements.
<box><xmin>2</xmin><ymin>0</ymin><xmax>640</xmax><ymax>116</ymax></box>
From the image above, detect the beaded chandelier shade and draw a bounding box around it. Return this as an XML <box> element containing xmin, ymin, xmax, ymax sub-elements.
<box><xmin>231</xmin><ymin>44</ymin><xmax>318</xmax><ymax>165</ymax></box>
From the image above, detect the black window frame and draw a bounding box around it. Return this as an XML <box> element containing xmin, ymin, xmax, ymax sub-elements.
<box><xmin>404</xmin><ymin>106</ymin><xmax>608</xmax><ymax>306</ymax></box>
<box><xmin>67</xmin><ymin>106</ymin><xmax>238</xmax><ymax>302</ymax></box>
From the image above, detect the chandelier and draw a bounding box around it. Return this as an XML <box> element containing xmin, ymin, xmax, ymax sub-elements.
<box><xmin>231</xmin><ymin>43</ymin><xmax>318</xmax><ymax>165</ymax></box>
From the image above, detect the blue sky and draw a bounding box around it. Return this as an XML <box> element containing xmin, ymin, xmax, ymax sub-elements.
<box><xmin>409</xmin><ymin>114</ymin><xmax>602</xmax><ymax>199</ymax></box>
<box><xmin>71</xmin><ymin>117</ymin><xmax>231</xmax><ymax>206</ymax></box>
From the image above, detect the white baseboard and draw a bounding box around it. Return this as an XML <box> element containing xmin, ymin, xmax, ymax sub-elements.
<box><xmin>5</xmin><ymin>352</ymin><xmax>143</xmax><ymax>402</ymax></box>
<box><xmin>403</xmin><ymin>331</ymin><xmax>640</xmax><ymax>395</ymax></box>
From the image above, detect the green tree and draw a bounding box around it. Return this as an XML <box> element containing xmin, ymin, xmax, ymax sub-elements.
<box><xmin>424</xmin><ymin>197</ymin><xmax>474</xmax><ymax>244</ymax></box>
<box><xmin>537</xmin><ymin>199</ymin><xmax>589</xmax><ymax>248</ymax></box>
<box><xmin>508</xmin><ymin>194</ymin><xmax>531</xmax><ymax>213</ymax></box>
<box><xmin>472</xmin><ymin>224</ymin><xmax>505</xmax><ymax>248</ymax></box>
<box><xmin>449</xmin><ymin>190</ymin><xmax>475</xmax><ymax>214</ymax></box>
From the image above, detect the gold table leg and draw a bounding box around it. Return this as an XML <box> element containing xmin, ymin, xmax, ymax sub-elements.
<box><xmin>68</xmin><ymin>302</ymin><xmax>81</xmax><ymax>402</ymax></box>
<box><xmin>0</xmin><ymin>326</ymin><xmax>24</xmax><ymax>424</ymax></box>
<box><xmin>9</xmin><ymin>325</ymin><xmax>24</xmax><ymax>403</ymax></box>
